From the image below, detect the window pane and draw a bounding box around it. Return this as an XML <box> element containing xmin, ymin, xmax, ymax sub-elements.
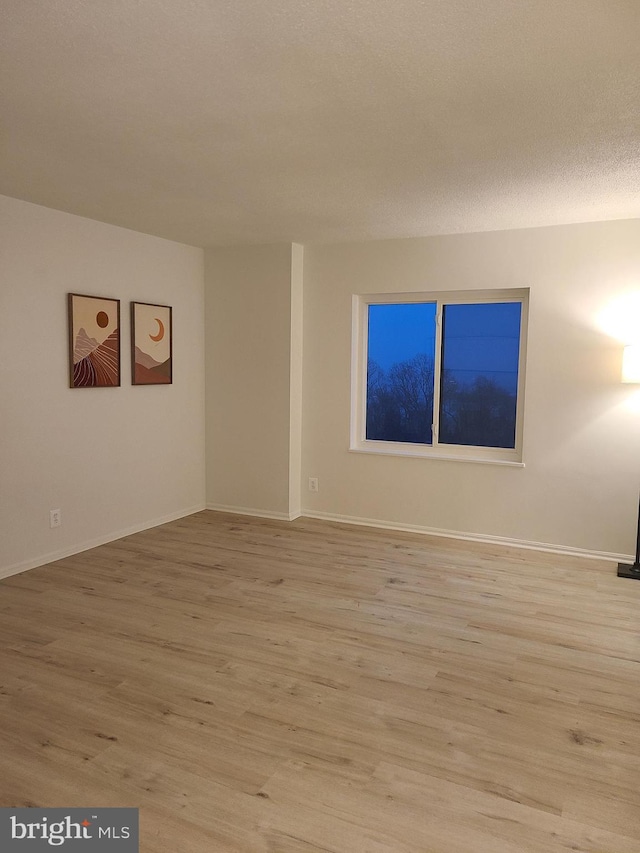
<box><xmin>366</xmin><ymin>302</ymin><xmax>437</xmax><ymax>444</ymax></box>
<box><xmin>439</xmin><ymin>302</ymin><xmax>521</xmax><ymax>448</ymax></box>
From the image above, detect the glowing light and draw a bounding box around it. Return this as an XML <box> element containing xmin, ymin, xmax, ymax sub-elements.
<box><xmin>622</xmin><ymin>345</ymin><xmax>640</xmax><ymax>384</ymax></box>
<box><xmin>598</xmin><ymin>292</ymin><xmax>640</xmax><ymax>344</ymax></box>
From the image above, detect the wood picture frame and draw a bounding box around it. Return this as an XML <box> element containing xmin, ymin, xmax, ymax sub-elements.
<box><xmin>68</xmin><ymin>293</ymin><xmax>121</xmax><ymax>388</ymax></box>
<box><xmin>131</xmin><ymin>302</ymin><xmax>173</xmax><ymax>385</ymax></box>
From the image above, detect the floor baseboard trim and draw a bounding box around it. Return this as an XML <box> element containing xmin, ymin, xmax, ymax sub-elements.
<box><xmin>302</xmin><ymin>510</ymin><xmax>627</xmax><ymax>563</ymax></box>
<box><xmin>5</xmin><ymin>503</ymin><xmax>622</xmax><ymax>581</ymax></box>
<box><xmin>206</xmin><ymin>503</ymin><xmax>301</xmax><ymax>522</ymax></box>
<box><xmin>0</xmin><ymin>503</ymin><xmax>207</xmax><ymax>581</ymax></box>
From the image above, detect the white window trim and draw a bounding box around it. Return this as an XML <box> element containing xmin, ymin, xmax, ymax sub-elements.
<box><xmin>350</xmin><ymin>288</ymin><xmax>529</xmax><ymax>466</ymax></box>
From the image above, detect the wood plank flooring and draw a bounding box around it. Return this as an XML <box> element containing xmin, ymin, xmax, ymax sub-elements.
<box><xmin>1</xmin><ymin>510</ymin><xmax>639</xmax><ymax>852</ymax></box>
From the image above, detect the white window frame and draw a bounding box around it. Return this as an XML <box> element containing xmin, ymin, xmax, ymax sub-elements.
<box><xmin>350</xmin><ymin>288</ymin><xmax>529</xmax><ymax>466</ymax></box>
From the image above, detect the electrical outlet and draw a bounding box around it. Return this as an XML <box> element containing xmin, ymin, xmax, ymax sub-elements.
<box><xmin>49</xmin><ymin>508</ymin><xmax>61</xmax><ymax>528</ymax></box>
<box><xmin>308</xmin><ymin>477</ymin><xmax>319</xmax><ymax>492</ymax></box>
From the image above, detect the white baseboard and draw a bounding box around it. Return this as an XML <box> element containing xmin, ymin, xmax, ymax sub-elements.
<box><xmin>206</xmin><ymin>502</ymin><xmax>301</xmax><ymax>522</ymax></box>
<box><xmin>302</xmin><ymin>509</ymin><xmax>627</xmax><ymax>564</ymax></box>
<box><xmin>0</xmin><ymin>503</ymin><xmax>207</xmax><ymax>581</ymax></box>
<box><xmin>2</xmin><ymin>503</ymin><xmax>625</xmax><ymax>583</ymax></box>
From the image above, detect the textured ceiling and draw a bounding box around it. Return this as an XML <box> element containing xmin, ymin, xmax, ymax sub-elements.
<box><xmin>1</xmin><ymin>0</ymin><xmax>639</xmax><ymax>247</ymax></box>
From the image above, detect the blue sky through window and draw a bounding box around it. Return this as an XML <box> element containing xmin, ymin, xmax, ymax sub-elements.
<box><xmin>365</xmin><ymin>299</ymin><xmax>522</xmax><ymax>449</ymax></box>
<box><xmin>441</xmin><ymin>302</ymin><xmax>521</xmax><ymax>394</ymax></box>
<box><xmin>367</xmin><ymin>303</ymin><xmax>436</xmax><ymax>369</ymax></box>
<box><xmin>367</xmin><ymin>301</ymin><xmax>520</xmax><ymax>389</ymax></box>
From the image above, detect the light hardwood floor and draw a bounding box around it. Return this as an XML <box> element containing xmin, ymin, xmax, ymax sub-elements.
<box><xmin>1</xmin><ymin>511</ymin><xmax>640</xmax><ymax>852</ymax></box>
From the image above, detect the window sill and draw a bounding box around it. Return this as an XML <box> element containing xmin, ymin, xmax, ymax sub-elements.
<box><xmin>349</xmin><ymin>443</ymin><xmax>525</xmax><ymax>467</ymax></box>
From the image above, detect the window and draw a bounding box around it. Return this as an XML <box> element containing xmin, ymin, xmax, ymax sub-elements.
<box><xmin>351</xmin><ymin>289</ymin><xmax>528</xmax><ymax>464</ymax></box>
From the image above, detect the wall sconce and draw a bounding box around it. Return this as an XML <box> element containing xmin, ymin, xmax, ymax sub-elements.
<box><xmin>618</xmin><ymin>344</ymin><xmax>640</xmax><ymax>579</ymax></box>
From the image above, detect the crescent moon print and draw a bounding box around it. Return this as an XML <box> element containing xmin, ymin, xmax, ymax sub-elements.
<box><xmin>149</xmin><ymin>318</ymin><xmax>164</xmax><ymax>342</ymax></box>
<box><xmin>131</xmin><ymin>302</ymin><xmax>172</xmax><ymax>385</ymax></box>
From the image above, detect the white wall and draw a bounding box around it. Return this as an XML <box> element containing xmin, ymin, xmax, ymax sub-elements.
<box><xmin>7</xmin><ymin>199</ymin><xmax>636</xmax><ymax>569</ymax></box>
<box><xmin>205</xmin><ymin>244</ymin><xmax>303</xmax><ymax>518</ymax></box>
<box><xmin>289</xmin><ymin>243</ymin><xmax>304</xmax><ymax>519</ymax></box>
<box><xmin>302</xmin><ymin>220</ymin><xmax>640</xmax><ymax>558</ymax></box>
<box><xmin>0</xmin><ymin>195</ymin><xmax>206</xmax><ymax>577</ymax></box>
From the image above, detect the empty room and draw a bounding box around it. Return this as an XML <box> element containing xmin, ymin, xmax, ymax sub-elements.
<box><xmin>1</xmin><ymin>2</ymin><xmax>639</xmax><ymax>851</ymax></box>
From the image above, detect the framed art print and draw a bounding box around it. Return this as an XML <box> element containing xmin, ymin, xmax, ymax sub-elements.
<box><xmin>131</xmin><ymin>302</ymin><xmax>172</xmax><ymax>385</ymax></box>
<box><xmin>68</xmin><ymin>293</ymin><xmax>121</xmax><ymax>388</ymax></box>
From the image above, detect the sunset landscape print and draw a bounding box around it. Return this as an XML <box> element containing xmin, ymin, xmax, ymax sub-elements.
<box><xmin>68</xmin><ymin>294</ymin><xmax>120</xmax><ymax>388</ymax></box>
<box><xmin>131</xmin><ymin>302</ymin><xmax>172</xmax><ymax>385</ymax></box>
